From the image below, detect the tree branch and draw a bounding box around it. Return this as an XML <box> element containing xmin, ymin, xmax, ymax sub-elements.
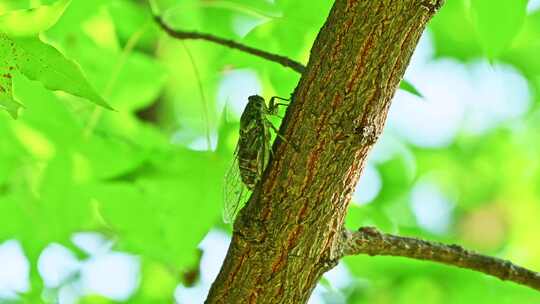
<box><xmin>206</xmin><ymin>1</ymin><xmax>447</xmax><ymax>302</ymax></box>
<box><xmin>154</xmin><ymin>16</ymin><xmax>306</xmax><ymax>74</ymax></box>
<box><xmin>342</xmin><ymin>227</ymin><xmax>540</xmax><ymax>291</ymax></box>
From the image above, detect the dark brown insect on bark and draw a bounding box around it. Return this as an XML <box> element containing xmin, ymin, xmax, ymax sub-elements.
<box><xmin>237</xmin><ymin>95</ymin><xmax>272</xmax><ymax>190</ymax></box>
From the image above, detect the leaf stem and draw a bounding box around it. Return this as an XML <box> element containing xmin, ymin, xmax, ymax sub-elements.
<box><xmin>84</xmin><ymin>22</ymin><xmax>149</xmax><ymax>138</ymax></box>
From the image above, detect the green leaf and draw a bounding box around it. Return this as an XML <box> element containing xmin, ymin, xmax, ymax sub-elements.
<box><xmin>45</xmin><ymin>0</ymin><xmax>110</xmax><ymax>41</ymax></box>
<box><xmin>0</xmin><ymin>0</ymin><xmax>71</xmax><ymax>36</ymax></box>
<box><xmin>108</xmin><ymin>0</ymin><xmax>158</xmax><ymax>50</ymax></box>
<box><xmin>0</xmin><ymin>92</ymin><xmax>23</xmax><ymax>119</ymax></box>
<box><xmin>277</xmin><ymin>0</ymin><xmax>333</xmax><ymax>27</ymax></box>
<box><xmin>0</xmin><ymin>195</ymin><xmax>24</xmax><ymax>241</ymax></box>
<box><xmin>428</xmin><ymin>0</ymin><xmax>482</xmax><ymax>60</ymax></box>
<box><xmin>79</xmin><ymin>133</ymin><xmax>150</xmax><ymax>180</ymax></box>
<box><xmin>200</xmin><ymin>0</ymin><xmax>282</xmax><ymax>18</ymax></box>
<box><xmin>399</xmin><ymin>79</ymin><xmax>423</xmax><ymax>98</ymax></box>
<box><xmin>0</xmin><ymin>33</ymin><xmax>112</xmax><ymax>113</ymax></box>
<box><xmin>13</xmin><ymin>36</ymin><xmax>112</xmax><ymax>109</ymax></box>
<box><xmin>470</xmin><ymin>0</ymin><xmax>528</xmax><ymax>58</ymax></box>
<box><xmin>0</xmin><ymin>35</ymin><xmax>23</xmax><ymax>118</ymax></box>
<box><xmin>37</xmin><ymin>154</ymin><xmax>93</xmax><ymax>240</ymax></box>
<box><xmin>78</xmin><ymin>295</ymin><xmax>115</xmax><ymax>304</ymax></box>
<box><xmin>92</xmin><ymin>150</ymin><xmax>225</xmax><ymax>267</ymax></box>
<box><xmin>130</xmin><ymin>261</ymin><xmax>178</xmax><ymax>303</ymax></box>
<box><xmin>0</xmin><ymin>152</ymin><xmax>92</xmax><ymax>262</ymax></box>
<box><xmin>12</xmin><ymin>72</ymin><xmax>81</xmax><ymax>145</ymax></box>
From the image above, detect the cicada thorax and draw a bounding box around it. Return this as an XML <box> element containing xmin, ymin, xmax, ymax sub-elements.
<box><xmin>237</xmin><ymin>95</ymin><xmax>272</xmax><ymax>190</ymax></box>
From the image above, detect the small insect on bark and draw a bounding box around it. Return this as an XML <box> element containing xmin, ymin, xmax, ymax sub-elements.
<box><xmin>222</xmin><ymin>94</ymin><xmax>289</xmax><ymax>223</ymax></box>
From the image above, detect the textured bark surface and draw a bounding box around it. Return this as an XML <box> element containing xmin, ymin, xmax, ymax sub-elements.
<box><xmin>206</xmin><ymin>0</ymin><xmax>444</xmax><ymax>303</ymax></box>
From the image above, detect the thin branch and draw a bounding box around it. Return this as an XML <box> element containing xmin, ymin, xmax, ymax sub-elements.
<box><xmin>154</xmin><ymin>16</ymin><xmax>306</xmax><ymax>74</ymax></box>
<box><xmin>84</xmin><ymin>22</ymin><xmax>149</xmax><ymax>138</ymax></box>
<box><xmin>181</xmin><ymin>42</ymin><xmax>212</xmax><ymax>149</ymax></box>
<box><xmin>342</xmin><ymin>227</ymin><xmax>540</xmax><ymax>291</ymax></box>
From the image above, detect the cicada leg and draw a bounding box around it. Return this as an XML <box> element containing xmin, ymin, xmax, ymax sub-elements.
<box><xmin>264</xmin><ymin>119</ymin><xmax>299</xmax><ymax>152</ymax></box>
<box><xmin>268</xmin><ymin>96</ymin><xmax>290</xmax><ymax>116</ymax></box>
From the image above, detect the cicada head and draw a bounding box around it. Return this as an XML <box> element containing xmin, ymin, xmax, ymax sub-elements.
<box><xmin>240</xmin><ymin>95</ymin><xmax>268</xmax><ymax>130</ymax></box>
<box><xmin>247</xmin><ymin>95</ymin><xmax>267</xmax><ymax>112</ymax></box>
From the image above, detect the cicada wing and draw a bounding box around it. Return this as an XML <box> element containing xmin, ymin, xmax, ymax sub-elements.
<box><xmin>222</xmin><ymin>147</ymin><xmax>251</xmax><ymax>224</ymax></box>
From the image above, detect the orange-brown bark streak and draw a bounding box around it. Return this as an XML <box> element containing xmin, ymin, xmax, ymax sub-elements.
<box><xmin>206</xmin><ymin>1</ymin><xmax>442</xmax><ymax>303</ymax></box>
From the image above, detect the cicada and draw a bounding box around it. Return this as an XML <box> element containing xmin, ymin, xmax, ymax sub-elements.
<box><xmin>222</xmin><ymin>95</ymin><xmax>289</xmax><ymax>223</ymax></box>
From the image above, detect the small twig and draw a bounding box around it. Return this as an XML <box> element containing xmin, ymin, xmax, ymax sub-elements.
<box><xmin>84</xmin><ymin>23</ymin><xmax>149</xmax><ymax>138</ymax></box>
<box><xmin>342</xmin><ymin>227</ymin><xmax>540</xmax><ymax>291</ymax></box>
<box><xmin>181</xmin><ymin>42</ymin><xmax>212</xmax><ymax>149</ymax></box>
<box><xmin>154</xmin><ymin>15</ymin><xmax>306</xmax><ymax>74</ymax></box>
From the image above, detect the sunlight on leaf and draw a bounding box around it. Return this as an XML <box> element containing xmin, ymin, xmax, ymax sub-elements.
<box><xmin>11</xmin><ymin>123</ymin><xmax>56</xmax><ymax>160</ymax></box>
<box><xmin>0</xmin><ymin>34</ymin><xmax>112</xmax><ymax>111</ymax></box>
<box><xmin>0</xmin><ymin>0</ymin><xmax>71</xmax><ymax>36</ymax></box>
<box><xmin>13</xmin><ymin>36</ymin><xmax>112</xmax><ymax>109</ymax></box>
<box><xmin>167</xmin><ymin>0</ymin><xmax>282</xmax><ymax>20</ymax></box>
<box><xmin>0</xmin><ymin>34</ymin><xmax>23</xmax><ymax>118</ymax></box>
<box><xmin>0</xmin><ymin>94</ymin><xmax>23</xmax><ymax>119</ymax></box>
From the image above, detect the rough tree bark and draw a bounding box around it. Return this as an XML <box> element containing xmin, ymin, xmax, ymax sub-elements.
<box><xmin>156</xmin><ymin>0</ymin><xmax>540</xmax><ymax>301</ymax></box>
<box><xmin>205</xmin><ymin>0</ymin><xmax>445</xmax><ymax>303</ymax></box>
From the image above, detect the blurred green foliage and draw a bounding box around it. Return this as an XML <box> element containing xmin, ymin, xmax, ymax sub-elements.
<box><xmin>0</xmin><ymin>0</ymin><xmax>539</xmax><ymax>303</ymax></box>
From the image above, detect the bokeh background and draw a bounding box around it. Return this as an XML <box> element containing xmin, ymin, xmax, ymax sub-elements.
<box><xmin>1</xmin><ymin>0</ymin><xmax>540</xmax><ymax>303</ymax></box>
